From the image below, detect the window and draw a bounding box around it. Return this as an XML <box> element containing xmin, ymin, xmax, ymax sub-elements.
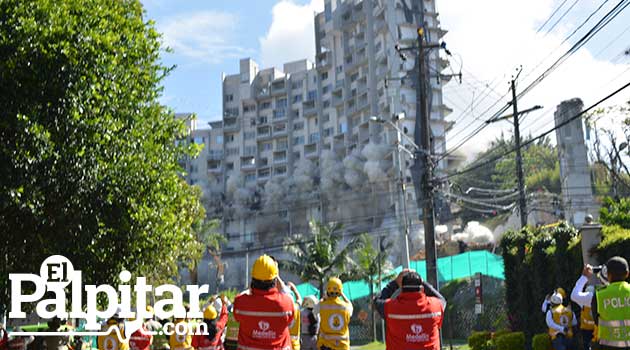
<box><xmin>245</xmin><ymin>174</ymin><xmax>256</xmax><ymax>183</ymax></box>
<box><xmin>193</xmin><ymin>136</ymin><xmax>204</xmax><ymax>145</ymax></box>
<box><xmin>226</xmin><ymin>134</ymin><xmax>235</xmax><ymax>143</ymax></box>
<box><xmin>274</xmin><ymin>123</ymin><xmax>287</xmax><ymax>133</ymax></box>
<box><xmin>292</xmin><ymin>94</ymin><xmax>303</xmax><ymax>103</ymax></box>
<box><xmin>277</xmin><ymin>139</ymin><xmax>288</xmax><ymax>150</ymax></box>
<box><xmin>259</xmin><ymin>142</ymin><xmax>273</xmax><ymax>152</ymax></box>
<box><xmin>276</xmin><ymin>98</ymin><xmax>288</xmax><ymax>108</ymax></box>
<box><xmin>293</xmin><ymin>136</ymin><xmax>305</xmax><ymax>145</ymax></box>
<box><xmin>225</xmin><ymin>147</ymin><xmax>239</xmax><ymax>156</ymax></box>
<box><xmin>258</xmin><ymin>116</ymin><xmax>268</xmax><ymax>124</ymax></box>
<box><xmin>335</xmin><ymin>66</ymin><xmax>343</xmax><ymax>74</ymax></box>
<box><xmin>320</xmin><ymin>72</ymin><xmax>329</xmax><ymax>81</ymax></box>
<box><xmin>225</xmin><ymin>107</ymin><xmax>239</xmax><ymax>117</ymax></box>
<box><xmin>259</xmin><ymin>158</ymin><xmax>269</xmax><ymax>167</ymax></box>
<box><xmin>350</xmin><ymin>73</ymin><xmax>359</xmax><ymax>82</ymax></box>
<box><xmin>310</xmin><ymin>132</ymin><xmax>320</xmax><ymax>143</ymax></box>
<box><xmin>293</xmin><ymin>151</ymin><xmax>301</xmax><ymax>160</ymax></box>
<box><xmin>244</xmin><ymin>131</ymin><xmax>256</xmax><ymax>140</ymax></box>
<box><xmin>322</xmin><ymin>84</ymin><xmax>332</xmax><ymax>94</ymax></box>
<box><xmin>275</xmin><ymin>166</ymin><xmax>287</xmax><ymax>175</ymax></box>
<box><xmin>322</xmin><ymin>114</ymin><xmax>330</xmax><ymax>122</ymax></box>
<box><xmin>225</xmin><ymin>94</ymin><xmax>234</xmax><ymax>102</ymax></box>
<box><xmin>291</xmin><ymin>80</ymin><xmax>303</xmax><ymax>89</ymax></box>
<box><xmin>324</xmin><ymin>1</ymin><xmax>332</xmax><ymax>21</ymax></box>
<box><xmin>260</xmin><ymin>101</ymin><xmax>272</xmax><ymax>109</ymax></box>
<box><xmin>243</xmin><ymin>104</ymin><xmax>256</xmax><ymax>113</ymax></box>
<box><xmin>273</xmin><ymin>109</ymin><xmax>286</xmax><ymax>119</ymax></box>
<box><xmin>226</xmin><ymin>162</ymin><xmax>234</xmax><ymax>171</ymax></box>
<box><xmin>259</xmin><ymin>169</ymin><xmax>270</xmax><ymax>177</ymax></box>
<box><xmin>216</xmin><ymin>135</ymin><xmax>224</xmax><ymax>144</ymax></box>
<box><xmin>323</xmin><ymin>100</ymin><xmax>331</xmax><ymax>108</ymax></box>
<box><xmin>241</xmin><ymin>73</ymin><xmax>249</xmax><ymax>83</ymax></box>
<box><xmin>293</xmin><ymin>121</ymin><xmax>304</xmax><ymax>130</ymax></box>
<box><xmin>244</xmin><ymin>232</ymin><xmax>254</xmax><ymax>242</ymax></box>
<box><xmin>323</xmin><ymin>127</ymin><xmax>334</xmax><ymax>137</ymax></box>
<box><xmin>307</xmin><ymin>90</ymin><xmax>317</xmax><ymax>101</ymax></box>
<box><xmin>244</xmin><ymin>145</ymin><xmax>257</xmax><ymax>156</ymax></box>
<box><xmin>339</xmin><ymin>122</ymin><xmax>348</xmax><ymax>133</ymax></box>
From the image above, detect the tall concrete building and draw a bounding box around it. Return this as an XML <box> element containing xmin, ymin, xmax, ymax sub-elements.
<box><xmin>182</xmin><ymin>0</ymin><xmax>450</xmax><ymax>290</ymax></box>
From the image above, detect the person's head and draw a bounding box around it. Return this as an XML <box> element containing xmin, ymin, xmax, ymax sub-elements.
<box><xmin>250</xmin><ymin>255</ymin><xmax>279</xmax><ymax>290</ymax></box>
<box><xmin>47</xmin><ymin>317</ymin><xmax>61</xmax><ymax>330</ymax></box>
<box><xmin>402</xmin><ymin>271</ymin><xmax>423</xmax><ymax>293</ymax></box>
<box><xmin>556</xmin><ymin>287</ymin><xmax>567</xmax><ymax>300</ymax></box>
<box><xmin>606</xmin><ymin>256</ymin><xmax>629</xmax><ymax>283</ymax></box>
<box><xmin>302</xmin><ymin>295</ymin><xmax>318</xmax><ymax>309</ymax></box>
<box><xmin>202</xmin><ymin>305</ymin><xmax>219</xmax><ymax>340</ymax></box>
<box><xmin>146</xmin><ymin>305</ymin><xmax>155</xmax><ymax>321</ymax></box>
<box><xmin>550</xmin><ymin>292</ymin><xmax>563</xmax><ymax>306</ymax></box>
<box><xmin>326</xmin><ymin>277</ymin><xmax>343</xmax><ymax>298</ymax></box>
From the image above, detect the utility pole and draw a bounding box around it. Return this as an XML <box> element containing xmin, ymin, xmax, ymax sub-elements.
<box><xmin>415</xmin><ymin>27</ymin><xmax>438</xmax><ymax>289</ymax></box>
<box><xmin>511</xmin><ymin>78</ymin><xmax>528</xmax><ymax>228</ymax></box>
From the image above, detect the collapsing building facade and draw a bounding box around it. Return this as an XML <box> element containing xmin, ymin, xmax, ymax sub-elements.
<box><xmin>181</xmin><ymin>0</ymin><xmax>451</xmax><ymax>290</ymax></box>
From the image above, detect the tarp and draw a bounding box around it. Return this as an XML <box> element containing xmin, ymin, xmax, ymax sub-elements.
<box><xmin>296</xmin><ymin>250</ymin><xmax>504</xmax><ymax>300</ymax></box>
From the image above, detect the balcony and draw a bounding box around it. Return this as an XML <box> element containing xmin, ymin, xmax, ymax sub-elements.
<box><xmin>207</xmin><ymin>166</ymin><xmax>222</xmax><ymax>174</ymax></box>
<box><xmin>271</xmin><ymin>81</ymin><xmax>286</xmax><ymax>95</ymax></box>
<box><xmin>317</xmin><ymin>51</ymin><xmax>332</xmax><ymax>70</ymax></box>
<box><xmin>257</xmin><ymin>127</ymin><xmax>272</xmax><ymax>139</ymax></box>
<box><xmin>334</xmin><ymin>79</ymin><xmax>345</xmax><ymax>91</ymax></box>
<box><xmin>223</xmin><ymin>119</ymin><xmax>240</xmax><ymax>132</ymax></box>
<box><xmin>273</xmin><ymin>109</ymin><xmax>287</xmax><ymax>121</ymax></box>
<box><xmin>273</xmin><ymin>151</ymin><xmax>287</xmax><ymax>164</ymax></box>
<box><xmin>303</xmin><ymin>100</ymin><xmax>317</xmax><ymax>116</ymax></box>
<box><xmin>304</xmin><ymin>144</ymin><xmax>318</xmax><ymax>157</ymax></box>
<box><xmin>257</xmin><ymin>86</ymin><xmax>271</xmax><ymax>98</ymax></box>
<box><xmin>332</xmin><ymin>93</ymin><xmax>344</xmax><ymax>107</ymax></box>
<box><xmin>241</xmin><ymin>157</ymin><xmax>256</xmax><ymax>170</ymax></box>
<box><xmin>207</xmin><ymin>150</ymin><xmax>224</xmax><ymax>160</ymax></box>
<box><xmin>357</xmin><ymin>96</ymin><xmax>369</xmax><ymax>111</ymax></box>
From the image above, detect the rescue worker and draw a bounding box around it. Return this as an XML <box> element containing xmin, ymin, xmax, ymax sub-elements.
<box><xmin>543</xmin><ymin>288</ymin><xmax>569</xmax><ymax>313</ymax></box>
<box><xmin>129</xmin><ymin>311</ymin><xmax>153</xmax><ymax>350</ymax></box>
<box><xmin>547</xmin><ymin>291</ymin><xmax>577</xmax><ymax>350</ymax></box>
<box><xmin>315</xmin><ymin>277</ymin><xmax>353</xmax><ymax>350</ymax></box>
<box><xmin>233</xmin><ymin>254</ymin><xmax>294</xmax><ymax>350</ymax></box>
<box><xmin>591</xmin><ymin>256</ymin><xmax>630</xmax><ymax>350</ymax></box>
<box><xmin>142</xmin><ymin>306</ymin><xmax>167</xmax><ymax>350</ymax></box>
<box><xmin>571</xmin><ymin>265</ymin><xmax>597</xmax><ymax>350</ymax></box>
<box><xmin>191</xmin><ymin>298</ymin><xmax>229</xmax><ymax>350</ymax></box>
<box><xmin>300</xmin><ymin>296</ymin><xmax>319</xmax><ymax>350</ymax></box>
<box><xmin>98</xmin><ymin>309</ymin><xmax>130</xmax><ymax>350</ymax></box>
<box><xmin>224</xmin><ymin>302</ymin><xmax>239</xmax><ymax>350</ymax></box>
<box><xmin>7</xmin><ymin>328</ymin><xmax>34</xmax><ymax>350</ymax></box>
<box><xmin>374</xmin><ymin>269</ymin><xmax>446</xmax><ymax>350</ymax></box>
<box><xmin>285</xmin><ymin>282</ymin><xmax>302</xmax><ymax>350</ymax></box>
<box><xmin>169</xmin><ymin>306</ymin><xmax>192</xmax><ymax>350</ymax></box>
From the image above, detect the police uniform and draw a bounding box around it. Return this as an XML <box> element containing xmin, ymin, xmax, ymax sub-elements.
<box><xmin>595</xmin><ymin>281</ymin><xmax>630</xmax><ymax>349</ymax></box>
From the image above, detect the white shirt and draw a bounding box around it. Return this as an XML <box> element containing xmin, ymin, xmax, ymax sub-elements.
<box><xmin>570</xmin><ymin>275</ymin><xmax>593</xmax><ymax>307</ymax></box>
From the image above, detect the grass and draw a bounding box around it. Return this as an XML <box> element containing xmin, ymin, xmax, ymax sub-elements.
<box><xmin>353</xmin><ymin>340</ymin><xmax>469</xmax><ymax>350</ymax></box>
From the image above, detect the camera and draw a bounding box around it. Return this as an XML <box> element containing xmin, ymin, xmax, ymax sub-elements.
<box><xmin>593</xmin><ymin>265</ymin><xmax>604</xmax><ymax>273</ymax></box>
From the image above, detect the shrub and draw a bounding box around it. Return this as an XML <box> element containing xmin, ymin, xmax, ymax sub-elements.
<box><xmin>532</xmin><ymin>333</ymin><xmax>552</xmax><ymax>350</ymax></box>
<box><xmin>595</xmin><ymin>225</ymin><xmax>630</xmax><ymax>265</ymax></box>
<box><xmin>468</xmin><ymin>331</ymin><xmax>492</xmax><ymax>350</ymax></box>
<box><xmin>495</xmin><ymin>332</ymin><xmax>526</xmax><ymax>350</ymax></box>
<box><xmin>492</xmin><ymin>329</ymin><xmax>511</xmax><ymax>340</ymax></box>
<box><xmin>600</xmin><ymin>197</ymin><xmax>630</xmax><ymax>229</ymax></box>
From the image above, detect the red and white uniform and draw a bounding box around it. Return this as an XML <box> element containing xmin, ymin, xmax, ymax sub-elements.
<box><xmin>233</xmin><ymin>288</ymin><xmax>294</xmax><ymax>350</ymax></box>
<box><xmin>192</xmin><ymin>303</ymin><xmax>229</xmax><ymax>350</ymax></box>
<box><xmin>129</xmin><ymin>325</ymin><xmax>152</xmax><ymax>350</ymax></box>
<box><xmin>384</xmin><ymin>292</ymin><xmax>444</xmax><ymax>350</ymax></box>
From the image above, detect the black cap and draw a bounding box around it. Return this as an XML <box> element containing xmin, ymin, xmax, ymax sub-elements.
<box><xmin>606</xmin><ymin>256</ymin><xmax>629</xmax><ymax>274</ymax></box>
<box><xmin>402</xmin><ymin>272</ymin><xmax>423</xmax><ymax>291</ymax></box>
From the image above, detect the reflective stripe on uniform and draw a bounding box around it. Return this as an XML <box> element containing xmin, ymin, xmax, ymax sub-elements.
<box><xmin>291</xmin><ymin>335</ymin><xmax>300</xmax><ymax>340</ymax></box>
<box><xmin>235</xmin><ymin>310</ymin><xmax>293</xmax><ymax>317</ymax></box>
<box><xmin>319</xmin><ymin>333</ymin><xmax>349</xmax><ymax>340</ymax></box>
<box><xmin>599</xmin><ymin>319</ymin><xmax>630</xmax><ymax>327</ymax></box>
<box><xmin>599</xmin><ymin>339</ymin><xmax>630</xmax><ymax>347</ymax></box>
<box><xmin>238</xmin><ymin>345</ymin><xmax>291</xmax><ymax>350</ymax></box>
<box><xmin>318</xmin><ymin>304</ymin><xmax>349</xmax><ymax>311</ymax></box>
<box><xmin>387</xmin><ymin>311</ymin><xmax>442</xmax><ymax>320</ymax></box>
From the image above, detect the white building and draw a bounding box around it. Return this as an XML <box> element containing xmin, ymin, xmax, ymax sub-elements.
<box><xmin>182</xmin><ymin>0</ymin><xmax>451</xmax><ymax>290</ymax></box>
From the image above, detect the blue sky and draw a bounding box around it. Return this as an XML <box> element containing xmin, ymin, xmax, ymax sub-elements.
<box><xmin>143</xmin><ymin>0</ymin><xmax>630</xmax><ymax>155</ymax></box>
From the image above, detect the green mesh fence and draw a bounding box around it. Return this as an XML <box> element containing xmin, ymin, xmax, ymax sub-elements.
<box><xmin>296</xmin><ymin>250</ymin><xmax>504</xmax><ymax>300</ymax></box>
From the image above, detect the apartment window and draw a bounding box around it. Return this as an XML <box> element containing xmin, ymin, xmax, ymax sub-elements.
<box><xmin>320</xmin><ymin>72</ymin><xmax>329</xmax><ymax>81</ymax></box>
<box><xmin>277</xmin><ymin>139</ymin><xmax>288</xmax><ymax>150</ymax></box>
<box><xmin>244</xmin><ymin>131</ymin><xmax>256</xmax><ymax>140</ymax></box>
<box><xmin>259</xmin><ymin>169</ymin><xmax>270</xmax><ymax>177</ymax></box>
<box><xmin>339</xmin><ymin>122</ymin><xmax>348</xmax><ymax>133</ymax></box>
<box><xmin>323</xmin><ymin>127</ymin><xmax>334</xmax><ymax>137</ymax></box>
<box><xmin>226</xmin><ymin>162</ymin><xmax>234</xmax><ymax>171</ymax></box>
<box><xmin>244</xmin><ymin>145</ymin><xmax>257</xmax><ymax>156</ymax></box>
<box><xmin>292</xmin><ymin>94</ymin><xmax>303</xmax><ymax>103</ymax></box>
<box><xmin>193</xmin><ymin>136</ymin><xmax>204</xmax><ymax>145</ymax></box>
<box><xmin>324</xmin><ymin>1</ymin><xmax>332</xmax><ymax>21</ymax></box>
<box><xmin>259</xmin><ymin>142</ymin><xmax>273</xmax><ymax>152</ymax></box>
<box><xmin>307</xmin><ymin>90</ymin><xmax>317</xmax><ymax>101</ymax></box>
<box><xmin>243</xmin><ymin>104</ymin><xmax>256</xmax><ymax>113</ymax></box>
<box><xmin>216</xmin><ymin>135</ymin><xmax>224</xmax><ymax>144</ymax></box>
<box><xmin>322</xmin><ymin>114</ymin><xmax>330</xmax><ymax>123</ymax></box>
<box><xmin>260</xmin><ymin>101</ymin><xmax>272</xmax><ymax>109</ymax></box>
<box><xmin>275</xmin><ymin>166</ymin><xmax>287</xmax><ymax>175</ymax></box>
<box><xmin>309</xmin><ymin>132</ymin><xmax>320</xmax><ymax>143</ymax></box>
<box><xmin>335</xmin><ymin>66</ymin><xmax>343</xmax><ymax>74</ymax></box>
<box><xmin>274</xmin><ymin>123</ymin><xmax>287</xmax><ymax>133</ymax></box>
<box><xmin>277</xmin><ymin>98</ymin><xmax>288</xmax><ymax>108</ymax></box>
<box><xmin>293</xmin><ymin>151</ymin><xmax>301</xmax><ymax>160</ymax></box>
<box><xmin>273</xmin><ymin>109</ymin><xmax>286</xmax><ymax>119</ymax></box>
<box><xmin>322</xmin><ymin>84</ymin><xmax>332</xmax><ymax>94</ymax></box>
<box><xmin>350</xmin><ymin>72</ymin><xmax>359</xmax><ymax>82</ymax></box>
<box><xmin>245</xmin><ymin>173</ymin><xmax>256</xmax><ymax>183</ymax></box>
<box><xmin>293</xmin><ymin>121</ymin><xmax>304</xmax><ymax>130</ymax></box>
<box><xmin>323</xmin><ymin>100</ymin><xmax>331</xmax><ymax>108</ymax></box>
<box><xmin>241</xmin><ymin>73</ymin><xmax>249</xmax><ymax>83</ymax></box>
<box><xmin>259</xmin><ymin>116</ymin><xmax>268</xmax><ymax>124</ymax></box>
<box><xmin>244</xmin><ymin>232</ymin><xmax>254</xmax><ymax>242</ymax></box>
<box><xmin>291</xmin><ymin>80</ymin><xmax>303</xmax><ymax>89</ymax></box>
<box><xmin>225</xmin><ymin>134</ymin><xmax>235</xmax><ymax>143</ymax></box>
<box><xmin>293</xmin><ymin>136</ymin><xmax>305</xmax><ymax>145</ymax></box>
<box><xmin>225</xmin><ymin>107</ymin><xmax>239</xmax><ymax>117</ymax></box>
<box><xmin>225</xmin><ymin>94</ymin><xmax>234</xmax><ymax>102</ymax></box>
<box><xmin>225</xmin><ymin>147</ymin><xmax>239</xmax><ymax>156</ymax></box>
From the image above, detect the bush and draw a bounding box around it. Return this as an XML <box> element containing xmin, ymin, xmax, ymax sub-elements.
<box><xmin>532</xmin><ymin>333</ymin><xmax>552</xmax><ymax>350</ymax></box>
<box><xmin>495</xmin><ymin>332</ymin><xmax>526</xmax><ymax>350</ymax></box>
<box><xmin>600</xmin><ymin>197</ymin><xmax>630</xmax><ymax>229</ymax></box>
<box><xmin>595</xmin><ymin>225</ymin><xmax>630</xmax><ymax>265</ymax></box>
<box><xmin>492</xmin><ymin>329</ymin><xmax>511</xmax><ymax>340</ymax></box>
<box><xmin>468</xmin><ymin>331</ymin><xmax>492</xmax><ymax>350</ymax></box>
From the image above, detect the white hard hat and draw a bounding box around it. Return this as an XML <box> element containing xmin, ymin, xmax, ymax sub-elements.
<box><xmin>550</xmin><ymin>292</ymin><xmax>563</xmax><ymax>305</ymax></box>
<box><xmin>302</xmin><ymin>295</ymin><xmax>318</xmax><ymax>309</ymax></box>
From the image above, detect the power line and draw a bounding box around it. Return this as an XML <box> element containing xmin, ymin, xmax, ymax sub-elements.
<box><xmin>544</xmin><ymin>0</ymin><xmax>582</xmax><ymax>35</ymax></box>
<box><xmin>537</xmin><ymin>0</ymin><xmax>572</xmax><ymax>33</ymax></box>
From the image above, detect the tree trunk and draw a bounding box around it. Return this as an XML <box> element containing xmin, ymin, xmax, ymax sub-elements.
<box><xmin>370</xmin><ymin>277</ymin><xmax>376</xmax><ymax>342</ymax></box>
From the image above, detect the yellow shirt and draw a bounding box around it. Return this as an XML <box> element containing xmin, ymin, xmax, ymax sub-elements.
<box><xmin>168</xmin><ymin>320</ymin><xmax>192</xmax><ymax>350</ymax></box>
<box><xmin>316</xmin><ymin>297</ymin><xmax>352</xmax><ymax>350</ymax></box>
<box><xmin>97</xmin><ymin>322</ymin><xmax>129</xmax><ymax>350</ymax></box>
<box><xmin>548</xmin><ymin>305</ymin><xmax>574</xmax><ymax>340</ymax></box>
<box><xmin>289</xmin><ymin>303</ymin><xmax>301</xmax><ymax>350</ymax></box>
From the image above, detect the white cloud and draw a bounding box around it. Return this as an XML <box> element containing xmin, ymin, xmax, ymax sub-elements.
<box><xmin>438</xmin><ymin>0</ymin><xmax>630</xmax><ymax>158</ymax></box>
<box><xmin>160</xmin><ymin>11</ymin><xmax>252</xmax><ymax>64</ymax></box>
<box><xmin>259</xmin><ymin>0</ymin><xmax>324</xmax><ymax>69</ymax></box>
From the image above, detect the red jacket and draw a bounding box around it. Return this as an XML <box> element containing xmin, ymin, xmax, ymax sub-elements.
<box><xmin>192</xmin><ymin>303</ymin><xmax>229</xmax><ymax>350</ymax></box>
<box><xmin>233</xmin><ymin>288</ymin><xmax>294</xmax><ymax>350</ymax></box>
<box><xmin>384</xmin><ymin>292</ymin><xmax>444</xmax><ymax>350</ymax></box>
<box><xmin>129</xmin><ymin>325</ymin><xmax>152</xmax><ymax>350</ymax></box>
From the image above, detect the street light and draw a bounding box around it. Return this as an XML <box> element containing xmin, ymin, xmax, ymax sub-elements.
<box><xmin>370</xmin><ymin>113</ymin><xmax>421</xmax><ymax>268</ymax></box>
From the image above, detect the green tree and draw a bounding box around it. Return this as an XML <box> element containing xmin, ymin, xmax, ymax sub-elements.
<box><xmin>0</xmin><ymin>0</ymin><xmax>204</xmax><ymax>311</ymax></box>
<box><xmin>279</xmin><ymin>221</ymin><xmax>365</xmax><ymax>296</ymax></box>
<box><xmin>188</xmin><ymin>219</ymin><xmax>227</xmax><ymax>285</ymax></box>
<box><xmin>600</xmin><ymin>197</ymin><xmax>630</xmax><ymax>229</ymax></box>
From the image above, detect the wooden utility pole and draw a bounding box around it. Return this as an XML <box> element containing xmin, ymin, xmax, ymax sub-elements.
<box><xmin>511</xmin><ymin>78</ymin><xmax>528</xmax><ymax>228</ymax></box>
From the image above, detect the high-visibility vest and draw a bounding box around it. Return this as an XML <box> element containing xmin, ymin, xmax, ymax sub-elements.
<box><xmin>288</xmin><ymin>303</ymin><xmax>301</xmax><ymax>350</ymax></box>
<box><xmin>317</xmin><ymin>298</ymin><xmax>352</xmax><ymax>350</ymax></box>
<box><xmin>168</xmin><ymin>320</ymin><xmax>192</xmax><ymax>350</ymax></box>
<box><xmin>225</xmin><ymin>312</ymin><xmax>240</xmax><ymax>341</ymax></box>
<box><xmin>383</xmin><ymin>292</ymin><xmax>443</xmax><ymax>350</ymax></box>
<box><xmin>596</xmin><ymin>281</ymin><xmax>630</xmax><ymax>348</ymax></box>
<box><xmin>580</xmin><ymin>306</ymin><xmax>595</xmax><ymax>331</ymax></box>
<box><xmin>98</xmin><ymin>323</ymin><xmax>130</xmax><ymax>350</ymax></box>
<box><xmin>548</xmin><ymin>305</ymin><xmax>574</xmax><ymax>340</ymax></box>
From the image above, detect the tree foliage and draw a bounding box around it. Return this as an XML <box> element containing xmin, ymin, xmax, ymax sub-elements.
<box><xmin>0</xmin><ymin>0</ymin><xmax>204</xmax><ymax>310</ymax></box>
<box><xmin>600</xmin><ymin>197</ymin><xmax>630</xmax><ymax>229</ymax></box>
<box><xmin>279</xmin><ymin>221</ymin><xmax>365</xmax><ymax>295</ymax></box>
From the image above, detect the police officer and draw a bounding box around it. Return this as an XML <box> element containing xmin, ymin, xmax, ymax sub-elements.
<box><xmin>233</xmin><ymin>255</ymin><xmax>294</xmax><ymax>350</ymax></box>
<box><xmin>315</xmin><ymin>277</ymin><xmax>353</xmax><ymax>350</ymax></box>
<box><xmin>374</xmin><ymin>269</ymin><xmax>445</xmax><ymax>350</ymax></box>
<box><xmin>591</xmin><ymin>256</ymin><xmax>630</xmax><ymax>350</ymax></box>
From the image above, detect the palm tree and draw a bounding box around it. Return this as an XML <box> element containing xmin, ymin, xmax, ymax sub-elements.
<box><xmin>279</xmin><ymin>221</ymin><xmax>365</xmax><ymax>296</ymax></box>
<box><xmin>189</xmin><ymin>219</ymin><xmax>227</xmax><ymax>284</ymax></box>
<box><xmin>354</xmin><ymin>234</ymin><xmax>393</xmax><ymax>341</ymax></box>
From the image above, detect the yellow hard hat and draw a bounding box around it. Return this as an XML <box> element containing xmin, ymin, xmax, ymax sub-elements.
<box><xmin>557</xmin><ymin>287</ymin><xmax>567</xmax><ymax>299</ymax></box>
<box><xmin>252</xmin><ymin>255</ymin><xmax>279</xmax><ymax>281</ymax></box>
<box><xmin>203</xmin><ymin>305</ymin><xmax>218</xmax><ymax>320</ymax></box>
<box><xmin>327</xmin><ymin>277</ymin><xmax>343</xmax><ymax>296</ymax></box>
